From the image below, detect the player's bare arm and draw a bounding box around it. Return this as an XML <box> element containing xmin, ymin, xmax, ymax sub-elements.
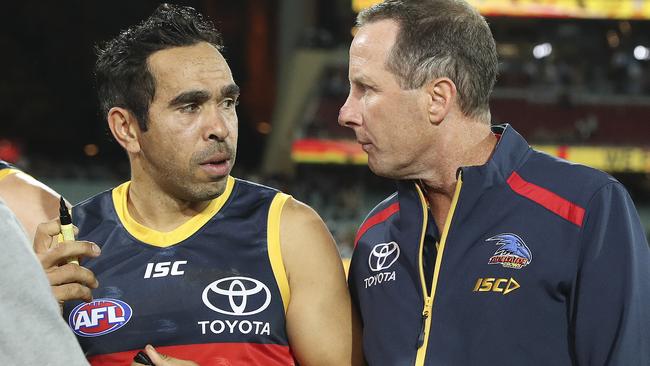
<box><xmin>280</xmin><ymin>198</ymin><xmax>364</xmax><ymax>366</ymax></box>
<box><xmin>0</xmin><ymin>171</ymin><xmax>63</xmax><ymax>242</ymax></box>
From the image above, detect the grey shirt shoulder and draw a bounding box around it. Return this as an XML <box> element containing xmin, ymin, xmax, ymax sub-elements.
<box><xmin>0</xmin><ymin>200</ymin><xmax>88</xmax><ymax>366</ymax></box>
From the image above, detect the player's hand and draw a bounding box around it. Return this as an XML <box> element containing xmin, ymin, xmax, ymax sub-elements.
<box><xmin>33</xmin><ymin>219</ymin><xmax>101</xmax><ymax>309</ymax></box>
<box><xmin>131</xmin><ymin>345</ymin><xmax>199</xmax><ymax>366</ymax></box>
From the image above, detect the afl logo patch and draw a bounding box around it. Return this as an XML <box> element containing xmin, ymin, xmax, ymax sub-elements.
<box><xmin>68</xmin><ymin>298</ymin><xmax>133</xmax><ymax>337</ymax></box>
<box><xmin>202</xmin><ymin>276</ymin><xmax>272</xmax><ymax>316</ymax></box>
<box><xmin>368</xmin><ymin>242</ymin><xmax>400</xmax><ymax>272</ymax></box>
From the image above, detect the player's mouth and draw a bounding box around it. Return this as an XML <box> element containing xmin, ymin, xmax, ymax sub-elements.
<box><xmin>199</xmin><ymin>157</ymin><xmax>231</xmax><ymax>177</ymax></box>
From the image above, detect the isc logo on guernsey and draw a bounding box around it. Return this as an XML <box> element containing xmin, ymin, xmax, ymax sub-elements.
<box><xmin>68</xmin><ymin>298</ymin><xmax>133</xmax><ymax>337</ymax></box>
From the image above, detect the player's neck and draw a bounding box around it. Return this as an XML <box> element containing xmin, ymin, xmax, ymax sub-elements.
<box><xmin>126</xmin><ymin>176</ymin><xmax>211</xmax><ymax>232</ymax></box>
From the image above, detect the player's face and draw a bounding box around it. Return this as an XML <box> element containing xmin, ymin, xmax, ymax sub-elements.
<box><xmin>338</xmin><ymin>20</ymin><xmax>435</xmax><ymax>179</ymax></box>
<box><xmin>139</xmin><ymin>42</ymin><xmax>238</xmax><ymax>201</ymax></box>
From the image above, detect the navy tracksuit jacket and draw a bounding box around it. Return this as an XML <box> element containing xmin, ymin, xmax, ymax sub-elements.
<box><xmin>349</xmin><ymin>124</ymin><xmax>650</xmax><ymax>365</ymax></box>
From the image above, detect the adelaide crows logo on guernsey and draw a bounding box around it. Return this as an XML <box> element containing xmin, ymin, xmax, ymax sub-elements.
<box><xmin>486</xmin><ymin>233</ymin><xmax>532</xmax><ymax>269</ymax></box>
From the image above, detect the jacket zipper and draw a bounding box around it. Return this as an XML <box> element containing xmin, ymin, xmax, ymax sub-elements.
<box><xmin>414</xmin><ymin>173</ymin><xmax>463</xmax><ymax>366</ymax></box>
<box><xmin>417</xmin><ymin>297</ymin><xmax>433</xmax><ymax>348</ymax></box>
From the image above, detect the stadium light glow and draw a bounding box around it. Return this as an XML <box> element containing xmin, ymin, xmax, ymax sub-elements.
<box><xmin>256</xmin><ymin>121</ymin><xmax>272</xmax><ymax>135</ymax></box>
<box><xmin>633</xmin><ymin>45</ymin><xmax>650</xmax><ymax>61</ymax></box>
<box><xmin>533</xmin><ymin>43</ymin><xmax>552</xmax><ymax>59</ymax></box>
<box><xmin>83</xmin><ymin>144</ymin><xmax>99</xmax><ymax>157</ymax></box>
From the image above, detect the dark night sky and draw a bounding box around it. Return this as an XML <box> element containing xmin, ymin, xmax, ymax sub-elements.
<box><xmin>0</xmin><ymin>1</ymin><xmax>267</xmax><ymax>172</ymax></box>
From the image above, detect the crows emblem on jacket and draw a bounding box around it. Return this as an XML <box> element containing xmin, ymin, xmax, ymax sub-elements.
<box><xmin>486</xmin><ymin>233</ymin><xmax>532</xmax><ymax>269</ymax></box>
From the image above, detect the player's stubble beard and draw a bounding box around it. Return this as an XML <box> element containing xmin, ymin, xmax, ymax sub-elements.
<box><xmin>186</xmin><ymin>141</ymin><xmax>237</xmax><ymax>201</ymax></box>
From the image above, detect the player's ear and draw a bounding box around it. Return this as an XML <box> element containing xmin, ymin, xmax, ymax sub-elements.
<box><xmin>424</xmin><ymin>77</ymin><xmax>456</xmax><ymax>125</ymax></box>
<box><xmin>107</xmin><ymin>107</ymin><xmax>142</xmax><ymax>153</ymax></box>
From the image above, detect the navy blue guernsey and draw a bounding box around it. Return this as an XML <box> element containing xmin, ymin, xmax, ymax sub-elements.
<box><xmin>63</xmin><ymin>177</ymin><xmax>296</xmax><ymax>365</ymax></box>
<box><xmin>349</xmin><ymin>124</ymin><xmax>650</xmax><ymax>366</ymax></box>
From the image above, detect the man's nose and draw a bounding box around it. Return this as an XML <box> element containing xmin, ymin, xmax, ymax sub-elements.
<box><xmin>205</xmin><ymin>108</ymin><xmax>230</xmax><ymax>141</ymax></box>
<box><xmin>338</xmin><ymin>94</ymin><xmax>362</xmax><ymax>128</ymax></box>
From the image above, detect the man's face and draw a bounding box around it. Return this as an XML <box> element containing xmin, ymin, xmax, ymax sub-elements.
<box><xmin>137</xmin><ymin>42</ymin><xmax>239</xmax><ymax>201</ymax></box>
<box><xmin>338</xmin><ymin>20</ymin><xmax>434</xmax><ymax>179</ymax></box>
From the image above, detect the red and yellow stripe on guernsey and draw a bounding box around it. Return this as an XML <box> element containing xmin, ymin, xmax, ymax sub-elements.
<box><xmin>88</xmin><ymin>343</ymin><xmax>295</xmax><ymax>366</ymax></box>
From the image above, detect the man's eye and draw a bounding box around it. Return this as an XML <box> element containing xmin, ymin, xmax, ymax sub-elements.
<box><xmin>353</xmin><ymin>84</ymin><xmax>371</xmax><ymax>94</ymax></box>
<box><xmin>364</xmin><ymin>84</ymin><xmax>377</xmax><ymax>92</ymax></box>
<box><xmin>180</xmin><ymin>104</ymin><xmax>199</xmax><ymax>113</ymax></box>
<box><xmin>223</xmin><ymin>98</ymin><xmax>240</xmax><ymax>108</ymax></box>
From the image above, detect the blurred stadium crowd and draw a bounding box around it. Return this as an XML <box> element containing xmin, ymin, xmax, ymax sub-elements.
<box><xmin>1</xmin><ymin>0</ymin><xmax>650</xmax><ymax>257</ymax></box>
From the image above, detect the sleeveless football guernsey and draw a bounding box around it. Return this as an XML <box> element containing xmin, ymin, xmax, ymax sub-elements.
<box><xmin>63</xmin><ymin>176</ymin><xmax>296</xmax><ymax>365</ymax></box>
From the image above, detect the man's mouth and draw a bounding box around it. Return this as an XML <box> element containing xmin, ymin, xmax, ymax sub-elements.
<box><xmin>199</xmin><ymin>157</ymin><xmax>231</xmax><ymax>177</ymax></box>
<box><xmin>357</xmin><ymin>139</ymin><xmax>373</xmax><ymax>152</ymax></box>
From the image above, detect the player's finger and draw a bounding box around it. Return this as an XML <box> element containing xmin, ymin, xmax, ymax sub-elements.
<box><xmin>144</xmin><ymin>344</ymin><xmax>198</xmax><ymax>365</ymax></box>
<box><xmin>52</xmin><ymin>282</ymin><xmax>93</xmax><ymax>303</ymax></box>
<box><xmin>144</xmin><ymin>345</ymin><xmax>166</xmax><ymax>364</ymax></box>
<box><xmin>33</xmin><ymin>219</ymin><xmax>62</xmax><ymax>253</ymax></box>
<box><xmin>47</xmin><ymin>263</ymin><xmax>99</xmax><ymax>289</ymax></box>
<box><xmin>39</xmin><ymin>241</ymin><xmax>101</xmax><ymax>268</ymax></box>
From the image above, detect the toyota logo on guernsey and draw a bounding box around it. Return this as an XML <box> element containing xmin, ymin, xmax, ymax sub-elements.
<box><xmin>369</xmin><ymin>242</ymin><xmax>400</xmax><ymax>271</ymax></box>
<box><xmin>68</xmin><ymin>298</ymin><xmax>133</xmax><ymax>337</ymax></box>
<box><xmin>202</xmin><ymin>276</ymin><xmax>271</xmax><ymax>316</ymax></box>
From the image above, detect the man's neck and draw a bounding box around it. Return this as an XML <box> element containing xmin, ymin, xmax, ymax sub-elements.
<box><xmin>127</xmin><ymin>171</ymin><xmax>211</xmax><ymax>232</ymax></box>
<box><xmin>420</xmin><ymin>122</ymin><xmax>497</xmax><ymax>231</ymax></box>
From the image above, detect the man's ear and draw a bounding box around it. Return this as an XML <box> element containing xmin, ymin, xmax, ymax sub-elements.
<box><xmin>424</xmin><ymin>77</ymin><xmax>457</xmax><ymax>125</ymax></box>
<box><xmin>107</xmin><ymin>107</ymin><xmax>142</xmax><ymax>153</ymax></box>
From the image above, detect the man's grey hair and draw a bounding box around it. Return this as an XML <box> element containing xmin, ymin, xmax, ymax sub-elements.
<box><xmin>357</xmin><ymin>0</ymin><xmax>498</xmax><ymax>122</ymax></box>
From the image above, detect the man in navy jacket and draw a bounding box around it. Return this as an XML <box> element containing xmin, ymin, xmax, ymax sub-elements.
<box><xmin>338</xmin><ymin>0</ymin><xmax>650</xmax><ymax>365</ymax></box>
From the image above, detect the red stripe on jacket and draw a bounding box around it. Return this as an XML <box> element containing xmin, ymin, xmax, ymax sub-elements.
<box><xmin>89</xmin><ymin>342</ymin><xmax>295</xmax><ymax>366</ymax></box>
<box><xmin>507</xmin><ymin>171</ymin><xmax>585</xmax><ymax>227</ymax></box>
<box><xmin>355</xmin><ymin>202</ymin><xmax>400</xmax><ymax>247</ymax></box>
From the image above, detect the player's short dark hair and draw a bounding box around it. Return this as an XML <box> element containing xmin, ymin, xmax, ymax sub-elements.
<box><xmin>357</xmin><ymin>0</ymin><xmax>498</xmax><ymax>121</ymax></box>
<box><xmin>95</xmin><ymin>3</ymin><xmax>223</xmax><ymax>131</ymax></box>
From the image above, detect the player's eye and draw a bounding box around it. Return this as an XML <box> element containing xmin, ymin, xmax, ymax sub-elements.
<box><xmin>179</xmin><ymin>103</ymin><xmax>200</xmax><ymax>113</ymax></box>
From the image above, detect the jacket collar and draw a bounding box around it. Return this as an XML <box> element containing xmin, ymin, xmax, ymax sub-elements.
<box><xmin>395</xmin><ymin>124</ymin><xmax>532</xmax><ymax>227</ymax></box>
<box><xmin>477</xmin><ymin>123</ymin><xmax>532</xmax><ymax>182</ymax></box>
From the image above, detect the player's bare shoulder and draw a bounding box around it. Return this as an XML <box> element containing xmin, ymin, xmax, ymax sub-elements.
<box><xmin>280</xmin><ymin>197</ymin><xmax>328</xmax><ymax>233</ymax></box>
<box><xmin>0</xmin><ymin>170</ymin><xmax>62</xmax><ymax>240</ymax></box>
<box><xmin>278</xmin><ymin>197</ymin><xmax>343</xmax><ymax>280</ymax></box>
<box><xmin>0</xmin><ymin>171</ymin><xmax>60</xmax><ymax>207</ymax></box>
